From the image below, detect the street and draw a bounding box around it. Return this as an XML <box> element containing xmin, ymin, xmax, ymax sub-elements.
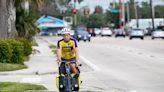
<box><xmin>49</xmin><ymin>37</ymin><xmax>164</xmax><ymax>92</ymax></box>
<box><xmin>45</xmin><ymin>36</ymin><xmax>164</xmax><ymax>92</ymax></box>
<box><xmin>1</xmin><ymin>36</ymin><xmax>164</xmax><ymax>92</ymax></box>
<box><xmin>76</xmin><ymin>36</ymin><xmax>164</xmax><ymax>92</ymax></box>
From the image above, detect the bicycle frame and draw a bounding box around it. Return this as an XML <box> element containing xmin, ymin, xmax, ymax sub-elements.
<box><xmin>59</xmin><ymin>60</ymin><xmax>75</xmax><ymax>92</ymax></box>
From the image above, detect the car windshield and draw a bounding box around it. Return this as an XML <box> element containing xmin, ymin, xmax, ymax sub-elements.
<box><xmin>155</xmin><ymin>30</ymin><xmax>162</xmax><ymax>32</ymax></box>
<box><xmin>77</xmin><ymin>30</ymin><xmax>88</xmax><ymax>34</ymax></box>
<box><xmin>133</xmin><ymin>29</ymin><xmax>142</xmax><ymax>31</ymax></box>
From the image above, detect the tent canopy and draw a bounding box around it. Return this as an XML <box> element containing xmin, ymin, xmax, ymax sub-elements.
<box><xmin>36</xmin><ymin>15</ymin><xmax>68</xmax><ymax>28</ymax></box>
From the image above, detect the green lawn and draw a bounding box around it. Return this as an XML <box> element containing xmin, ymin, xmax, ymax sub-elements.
<box><xmin>52</xmin><ymin>49</ymin><xmax>57</xmax><ymax>54</ymax></box>
<box><xmin>0</xmin><ymin>63</ymin><xmax>27</xmax><ymax>72</ymax></box>
<box><xmin>49</xmin><ymin>44</ymin><xmax>57</xmax><ymax>49</ymax></box>
<box><xmin>0</xmin><ymin>82</ymin><xmax>47</xmax><ymax>92</ymax></box>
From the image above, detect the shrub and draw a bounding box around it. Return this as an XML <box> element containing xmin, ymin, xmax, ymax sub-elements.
<box><xmin>16</xmin><ymin>38</ymin><xmax>32</xmax><ymax>56</ymax></box>
<box><xmin>6</xmin><ymin>39</ymin><xmax>24</xmax><ymax>64</ymax></box>
<box><xmin>49</xmin><ymin>44</ymin><xmax>57</xmax><ymax>49</ymax></box>
<box><xmin>0</xmin><ymin>40</ymin><xmax>12</xmax><ymax>63</ymax></box>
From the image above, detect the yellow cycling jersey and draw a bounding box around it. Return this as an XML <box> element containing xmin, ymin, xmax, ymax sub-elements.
<box><xmin>57</xmin><ymin>38</ymin><xmax>78</xmax><ymax>60</ymax></box>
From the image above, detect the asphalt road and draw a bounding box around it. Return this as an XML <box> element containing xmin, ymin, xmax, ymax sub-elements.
<box><xmin>75</xmin><ymin>36</ymin><xmax>164</xmax><ymax>92</ymax></box>
<box><xmin>3</xmin><ymin>36</ymin><xmax>161</xmax><ymax>92</ymax></box>
<box><xmin>43</xmin><ymin>36</ymin><xmax>164</xmax><ymax>92</ymax></box>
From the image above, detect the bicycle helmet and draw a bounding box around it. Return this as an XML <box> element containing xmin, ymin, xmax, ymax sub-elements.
<box><xmin>61</xmin><ymin>28</ymin><xmax>71</xmax><ymax>35</ymax></box>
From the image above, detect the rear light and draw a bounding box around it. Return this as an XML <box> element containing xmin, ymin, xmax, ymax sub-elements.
<box><xmin>115</xmin><ymin>32</ymin><xmax>118</xmax><ymax>35</ymax></box>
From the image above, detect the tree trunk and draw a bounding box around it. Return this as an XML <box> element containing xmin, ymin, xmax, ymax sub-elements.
<box><xmin>0</xmin><ymin>0</ymin><xmax>16</xmax><ymax>38</ymax></box>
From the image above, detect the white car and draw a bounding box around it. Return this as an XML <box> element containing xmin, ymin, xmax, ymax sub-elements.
<box><xmin>101</xmin><ymin>28</ymin><xmax>112</xmax><ymax>37</ymax></box>
<box><xmin>94</xmin><ymin>28</ymin><xmax>101</xmax><ymax>36</ymax></box>
<box><xmin>152</xmin><ymin>30</ymin><xmax>164</xmax><ymax>39</ymax></box>
<box><xmin>70</xmin><ymin>30</ymin><xmax>75</xmax><ymax>36</ymax></box>
<box><xmin>129</xmin><ymin>29</ymin><xmax>144</xmax><ymax>40</ymax></box>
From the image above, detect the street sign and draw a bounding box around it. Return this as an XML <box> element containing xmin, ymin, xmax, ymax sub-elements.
<box><xmin>110</xmin><ymin>9</ymin><xmax>120</xmax><ymax>13</ymax></box>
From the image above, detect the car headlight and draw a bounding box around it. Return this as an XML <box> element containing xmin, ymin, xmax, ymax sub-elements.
<box><xmin>88</xmin><ymin>34</ymin><xmax>91</xmax><ymax>37</ymax></box>
<box><xmin>78</xmin><ymin>35</ymin><xmax>82</xmax><ymax>38</ymax></box>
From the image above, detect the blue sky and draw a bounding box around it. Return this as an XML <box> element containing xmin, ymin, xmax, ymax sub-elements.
<box><xmin>74</xmin><ymin>0</ymin><xmax>164</xmax><ymax>12</ymax></box>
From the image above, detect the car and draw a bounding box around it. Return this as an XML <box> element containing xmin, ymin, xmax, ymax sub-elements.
<box><xmin>151</xmin><ymin>30</ymin><xmax>164</xmax><ymax>39</ymax></box>
<box><xmin>40</xmin><ymin>31</ymin><xmax>54</xmax><ymax>36</ymax></box>
<box><xmin>70</xmin><ymin>30</ymin><xmax>75</xmax><ymax>36</ymax></box>
<box><xmin>94</xmin><ymin>28</ymin><xmax>101</xmax><ymax>36</ymax></box>
<box><xmin>87</xmin><ymin>28</ymin><xmax>96</xmax><ymax>36</ymax></box>
<box><xmin>129</xmin><ymin>29</ymin><xmax>144</xmax><ymax>40</ymax></box>
<box><xmin>73</xmin><ymin>30</ymin><xmax>91</xmax><ymax>42</ymax></box>
<box><xmin>101</xmin><ymin>28</ymin><xmax>112</xmax><ymax>37</ymax></box>
<box><xmin>114</xmin><ymin>29</ymin><xmax>126</xmax><ymax>38</ymax></box>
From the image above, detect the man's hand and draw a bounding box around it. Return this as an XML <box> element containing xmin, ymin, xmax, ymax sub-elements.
<box><xmin>56</xmin><ymin>58</ymin><xmax>61</xmax><ymax>65</ymax></box>
<box><xmin>76</xmin><ymin>61</ymin><xmax>82</xmax><ymax>66</ymax></box>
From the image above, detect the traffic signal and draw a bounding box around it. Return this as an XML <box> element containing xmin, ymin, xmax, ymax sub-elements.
<box><xmin>72</xmin><ymin>9</ymin><xmax>77</xmax><ymax>14</ymax></box>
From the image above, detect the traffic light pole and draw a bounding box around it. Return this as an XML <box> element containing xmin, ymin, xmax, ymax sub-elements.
<box><xmin>73</xmin><ymin>0</ymin><xmax>77</xmax><ymax>27</ymax></box>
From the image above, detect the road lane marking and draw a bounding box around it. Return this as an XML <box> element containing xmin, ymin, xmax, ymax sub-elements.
<box><xmin>80</xmin><ymin>55</ymin><xmax>101</xmax><ymax>71</ymax></box>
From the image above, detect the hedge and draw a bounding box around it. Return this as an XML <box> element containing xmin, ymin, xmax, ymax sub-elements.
<box><xmin>0</xmin><ymin>38</ymin><xmax>32</xmax><ymax>64</ymax></box>
<box><xmin>16</xmin><ymin>38</ymin><xmax>32</xmax><ymax>56</ymax></box>
<box><xmin>0</xmin><ymin>40</ymin><xmax>12</xmax><ymax>63</ymax></box>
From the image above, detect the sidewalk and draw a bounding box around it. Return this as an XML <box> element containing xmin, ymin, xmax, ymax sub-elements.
<box><xmin>0</xmin><ymin>37</ymin><xmax>58</xmax><ymax>91</ymax></box>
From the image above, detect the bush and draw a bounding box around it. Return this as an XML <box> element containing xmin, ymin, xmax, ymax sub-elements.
<box><xmin>0</xmin><ymin>40</ymin><xmax>12</xmax><ymax>63</ymax></box>
<box><xmin>49</xmin><ymin>44</ymin><xmax>57</xmax><ymax>49</ymax></box>
<box><xmin>6</xmin><ymin>39</ymin><xmax>24</xmax><ymax>64</ymax></box>
<box><xmin>0</xmin><ymin>38</ymin><xmax>32</xmax><ymax>64</ymax></box>
<box><xmin>16</xmin><ymin>38</ymin><xmax>32</xmax><ymax>56</ymax></box>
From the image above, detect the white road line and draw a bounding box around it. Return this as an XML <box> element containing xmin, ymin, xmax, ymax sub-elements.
<box><xmin>80</xmin><ymin>55</ymin><xmax>101</xmax><ymax>71</ymax></box>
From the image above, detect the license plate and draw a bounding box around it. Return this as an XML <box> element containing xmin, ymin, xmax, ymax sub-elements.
<box><xmin>84</xmin><ymin>36</ymin><xmax>87</xmax><ymax>39</ymax></box>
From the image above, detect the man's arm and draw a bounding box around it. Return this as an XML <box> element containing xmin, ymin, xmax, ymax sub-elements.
<box><xmin>57</xmin><ymin>41</ymin><xmax>61</xmax><ymax>62</ymax></box>
<box><xmin>74</xmin><ymin>47</ymin><xmax>79</xmax><ymax>63</ymax></box>
<box><xmin>57</xmin><ymin>48</ymin><xmax>62</xmax><ymax>62</ymax></box>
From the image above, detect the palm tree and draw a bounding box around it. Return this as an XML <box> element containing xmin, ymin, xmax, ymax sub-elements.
<box><xmin>0</xmin><ymin>0</ymin><xmax>44</xmax><ymax>38</ymax></box>
<box><xmin>15</xmin><ymin>0</ymin><xmax>45</xmax><ymax>40</ymax></box>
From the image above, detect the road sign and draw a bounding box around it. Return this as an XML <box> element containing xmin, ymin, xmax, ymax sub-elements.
<box><xmin>111</xmin><ymin>9</ymin><xmax>120</xmax><ymax>13</ymax></box>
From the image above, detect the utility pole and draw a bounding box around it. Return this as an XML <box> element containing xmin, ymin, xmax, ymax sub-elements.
<box><xmin>134</xmin><ymin>1</ymin><xmax>139</xmax><ymax>28</ymax></box>
<box><xmin>150</xmin><ymin>0</ymin><xmax>155</xmax><ymax>31</ymax></box>
<box><xmin>119</xmin><ymin>0</ymin><xmax>123</xmax><ymax>29</ymax></box>
<box><xmin>126</xmin><ymin>0</ymin><xmax>130</xmax><ymax>23</ymax></box>
<box><xmin>122</xmin><ymin>0</ymin><xmax>125</xmax><ymax>29</ymax></box>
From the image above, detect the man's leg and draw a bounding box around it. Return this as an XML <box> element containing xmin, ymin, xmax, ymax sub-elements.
<box><xmin>70</xmin><ymin>63</ymin><xmax>79</xmax><ymax>74</ymax></box>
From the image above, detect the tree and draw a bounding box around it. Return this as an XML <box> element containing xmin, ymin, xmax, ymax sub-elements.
<box><xmin>87</xmin><ymin>13</ymin><xmax>105</xmax><ymax>28</ymax></box>
<box><xmin>155</xmin><ymin>5</ymin><xmax>164</xmax><ymax>18</ymax></box>
<box><xmin>0</xmin><ymin>0</ymin><xmax>45</xmax><ymax>38</ymax></box>
<box><xmin>128</xmin><ymin>0</ymin><xmax>135</xmax><ymax>19</ymax></box>
<box><xmin>139</xmin><ymin>2</ymin><xmax>151</xmax><ymax>18</ymax></box>
<box><xmin>0</xmin><ymin>0</ymin><xmax>17</xmax><ymax>38</ymax></box>
<box><xmin>94</xmin><ymin>6</ymin><xmax>103</xmax><ymax>14</ymax></box>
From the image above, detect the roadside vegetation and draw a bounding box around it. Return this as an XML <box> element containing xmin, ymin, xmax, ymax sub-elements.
<box><xmin>0</xmin><ymin>38</ymin><xmax>32</xmax><ymax>71</ymax></box>
<box><xmin>0</xmin><ymin>82</ymin><xmax>47</xmax><ymax>92</ymax></box>
<box><xmin>49</xmin><ymin>44</ymin><xmax>57</xmax><ymax>54</ymax></box>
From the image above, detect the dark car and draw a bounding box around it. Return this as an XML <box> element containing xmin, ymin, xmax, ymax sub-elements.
<box><xmin>73</xmin><ymin>30</ymin><xmax>91</xmax><ymax>42</ymax></box>
<box><xmin>87</xmin><ymin>28</ymin><xmax>96</xmax><ymax>36</ymax></box>
<box><xmin>114</xmin><ymin>29</ymin><xmax>126</xmax><ymax>38</ymax></box>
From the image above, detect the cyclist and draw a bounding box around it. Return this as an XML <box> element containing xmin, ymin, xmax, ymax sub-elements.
<box><xmin>57</xmin><ymin>28</ymin><xmax>81</xmax><ymax>76</ymax></box>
